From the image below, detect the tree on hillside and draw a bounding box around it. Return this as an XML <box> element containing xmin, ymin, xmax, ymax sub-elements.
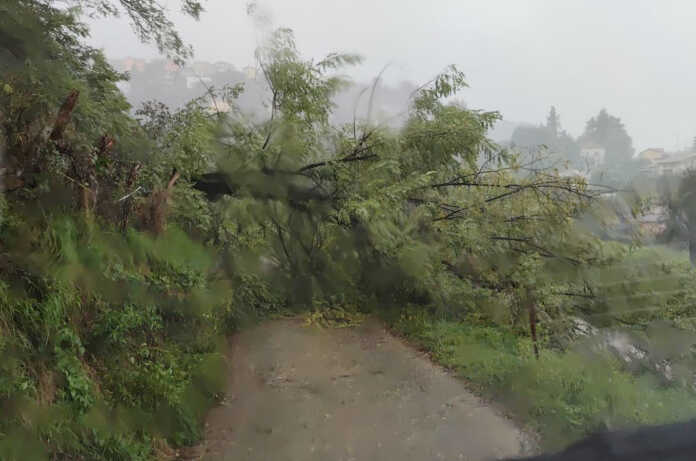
<box><xmin>510</xmin><ymin>106</ymin><xmax>580</xmax><ymax>168</ymax></box>
<box><xmin>579</xmin><ymin>108</ymin><xmax>634</xmax><ymax>165</ymax></box>
<box><xmin>510</xmin><ymin>123</ymin><xmax>550</xmax><ymax>149</ymax></box>
<box><xmin>659</xmin><ymin>170</ymin><xmax>696</xmax><ymax>266</ymax></box>
<box><xmin>0</xmin><ymin>0</ymin><xmax>210</xmax><ymax>201</ymax></box>
<box><xmin>546</xmin><ymin>105</ymin><xmax>559</xmax><ymax>138</ymax></box>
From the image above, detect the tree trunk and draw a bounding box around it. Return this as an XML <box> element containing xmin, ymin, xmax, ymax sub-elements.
<box><xmin>689</xmin><ymin>236</ymin><xmax>696</xmax><ymax>267</ymax></box>
<box><xmin>146</xmin><ymin>168</ymin><xmax>180</xmax><ymax>235</ymax></box>
<box><xmin>50</xmin><ymin>90</ymin><xmax>79</xmax><ymax>143</ymax></box>
<box><xmin>528</xmin><ymin>302</ymin><xmax>540</xmax><ymax>360</ymax></box>
<box><xmin>120</xmin><ymin>163</ymin><xmax>141</xmax><ymax>233</ymax></box>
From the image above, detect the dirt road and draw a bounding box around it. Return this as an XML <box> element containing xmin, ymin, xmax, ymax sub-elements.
<box><xmin>186</xmin><ymin>318</ymin><xmax>529</xmax><ymax>461</ymax></box>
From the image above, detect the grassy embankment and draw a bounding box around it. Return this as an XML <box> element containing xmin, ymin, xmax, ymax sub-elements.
<box><xmin>383</xmin><ymin>245</ymin><xmax>696</xmax><ymax>450</ymax></box>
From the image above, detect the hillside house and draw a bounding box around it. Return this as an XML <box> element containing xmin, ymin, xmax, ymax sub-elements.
<box><xmin>639</xmin><ymin>148</ymin><xmax>667</xmax><ymax>162</ymax></box>
<box><xmin>214</xmin><ymin>61</ymin><xmax>234</xmax><ymax>73</ymax></box>
<box><xmin>638</xmin><ymin>148</ymin><xmax>696</xmax><ymax>176</ymax></box>
<box><xmin>656</xmin><ymin>152</ymin><xmax>696</xmax><ymax>175</ymax></box>
<box><xmin>580</xmin><ymin>145</ymin><xmax>606</xmax><ymax>169</ymax></box>
<box><xmin>186</xmin><ymin>75</ymin><xmax>212</xmax><ymax>90</ymax></box>
<box><xmin>115</xmin><ymin>57</ymin><xmax>146</xmax><ymax>73</ymax></box>
<box><xmin>243</xmin><ymin>66</ymin><xmax>258</xmax><ymax>80</ymax></box>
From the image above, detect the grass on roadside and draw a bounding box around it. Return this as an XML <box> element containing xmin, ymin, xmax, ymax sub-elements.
<box><xmin>384</xmin><ymin>306</ymin><xmax>696</xmax><ymax>450</ymax></box>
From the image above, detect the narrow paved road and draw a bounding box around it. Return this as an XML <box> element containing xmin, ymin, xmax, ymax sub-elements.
<box><xmin>185</xmin><ymin>318</ymin><xmax>529</xmax><ymax>461</ymax></box>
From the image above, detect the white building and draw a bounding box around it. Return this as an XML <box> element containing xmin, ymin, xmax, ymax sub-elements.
<box><xmin>579</xmin><ymin>146</ymin><xmax>606</xmax><ymax>170</ymax></box>
<box><xmin>559</xmin><ymin>168</ymin><xmax>590</xmax><ymax>180</ymax></box>
<box><xmin>242</xmin><ymin>66</ymin><xmax>258</xmax><ymax>80</ymax></box>
<box><xmin>638</xmin><ymin>148</ymin><xmax>696</xmax><ymax>176</ymax></box>
<box><xmin>214</xmin><ymin>61</ymin><xmax>234</xmax><ymax>73</ymax></box>
<box><xmin>186</xmin><ymin>76</ymin><xmax>212</xmax><ymax>90</ymax></box>
<box><xmin>656</xmin><ymin>153</ymin><xmax>696</xmax><ymax>176</ymax></box>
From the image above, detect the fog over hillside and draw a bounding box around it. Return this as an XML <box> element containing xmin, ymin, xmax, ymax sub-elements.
<box><xmin>89</xmin><ymin>0</ymin><xmax>696</xmax><ymax>152</ymax></box>
<box><xmin>112</xmin><ymin>57</ymin><xmax>521</xmax><ymax>143</ymax></box>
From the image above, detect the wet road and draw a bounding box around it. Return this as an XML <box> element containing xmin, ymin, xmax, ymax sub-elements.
<box><xmin>186</xmin><ymin>318</ymin><xmax>528</xmax><ymax>461</ymax></box>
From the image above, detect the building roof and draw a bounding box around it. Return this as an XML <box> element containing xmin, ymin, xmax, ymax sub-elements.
<box><xmin>638</xmin><ymin>148</ymin><xmax>672</xmax><ymax>163</ymax></box>
<box><xmin>655</xmin><ymin>152</ymin><xmax>696</xmax><ymax>165</ymax></box>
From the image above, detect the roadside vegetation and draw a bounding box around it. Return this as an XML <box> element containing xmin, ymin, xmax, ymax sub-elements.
<box><xmin>4</xmin><ymin>1</ymin><xmax>696</xmax><ymax>459</ymax></box>
<box><xmin>386</xmin><ymin>239</ymin><xmax>696</xmax><ymax>450</ymax></box>
<box><xmin>387</xmin><ymin>304</ymin><xmax>696</xmax><ymax>450</ymax></box>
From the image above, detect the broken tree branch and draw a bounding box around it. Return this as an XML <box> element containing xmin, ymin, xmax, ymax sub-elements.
<box><xmin>146</xmin><ymin>168</ymin><xmax>180</xmax><ymax>235</ymax></box>
<box><xmin>120</xmin><ymin>162</ymin><xmax>141</xmax><ymax>233</ymax></box>
<box><xmin>50</xmin><ymin>90</ymin><xmax>79</xmax><ymax>143</ymax></box>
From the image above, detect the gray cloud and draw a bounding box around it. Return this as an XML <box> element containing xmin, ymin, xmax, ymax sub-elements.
<box><xmin>87</xmin><ymin>0</ymin><xmax>696</xmax><ymax>151</ymax></box>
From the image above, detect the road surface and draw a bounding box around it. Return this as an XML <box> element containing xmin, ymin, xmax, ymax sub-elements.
<box><xmin>184</xmin><ymin>318</ymin><xmax>529</xmax><ymax>461</ymax></box>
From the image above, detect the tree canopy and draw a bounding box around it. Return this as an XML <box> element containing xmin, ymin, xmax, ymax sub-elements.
<box><xmin>579</xmin><ymin>108</ymin><xmax>634</xmax><ymax>163</ymax></box>
<box><xmin>510</xmin><ymin>106</ymin><xmax>581</xmax><ymax>169</ymax></box>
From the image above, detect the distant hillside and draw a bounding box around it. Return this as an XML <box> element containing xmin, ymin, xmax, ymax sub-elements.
<box><xmin>112</xmin><ymin>58</ymin><xmax>526</xmax><ymax>143</ymax></box>
<box><xmin>111</xmin><ymin>58</ymin><xmax>417</xmax><ymax>126</ymax></box>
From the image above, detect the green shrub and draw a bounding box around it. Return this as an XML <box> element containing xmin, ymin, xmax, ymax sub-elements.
<box><xmin>0</xmin><ymin>217</ymin><xmax>242</xmax><ymax>458</ymax></box>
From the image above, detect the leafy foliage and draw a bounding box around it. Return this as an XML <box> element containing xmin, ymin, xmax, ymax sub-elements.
<box><xmin>657</xmin><ymin>169</ymin><xmax>696</xmax><ymax>265</ymax></box>
<box><xmin>66</xmin><ymin>0</ymin><xmax>205</xmax><ymax>64</ymax></box>
<box><xmin>4</xmin><ymin>1</ymin><xmax>696</xmax><ymax>459</ymax></box>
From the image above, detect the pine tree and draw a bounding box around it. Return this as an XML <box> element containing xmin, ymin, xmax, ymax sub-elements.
<box><xmin>546</xmin><ymin>105</ymin><xmax>559</xmax><ymax>138</ymax></box>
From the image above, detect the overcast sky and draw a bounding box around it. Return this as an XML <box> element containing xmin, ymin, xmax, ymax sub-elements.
<box><xmin>88</xmin><ymin>0</ymin><xmax>696</xmax><ymax>152</ymax></box>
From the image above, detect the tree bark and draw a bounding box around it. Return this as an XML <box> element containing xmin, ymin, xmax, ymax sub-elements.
<box><xmin>147</xmin><ymin>168</ymin><xmax>180</xmax><ymax>235</ymax></box>
<box><xmin>528</xmin><ymin>298</ymin><xmax>540</xmax><ymax>360</ymax></box>
<box><xmin>120</xmin><ymin>163</ymin><xmax>141</xmax><ymax>233</ymax></box>
<box><xmin>50</xmin><ymin>90</ymin><xmax>79</xmax><ymax>143</ymax></box>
